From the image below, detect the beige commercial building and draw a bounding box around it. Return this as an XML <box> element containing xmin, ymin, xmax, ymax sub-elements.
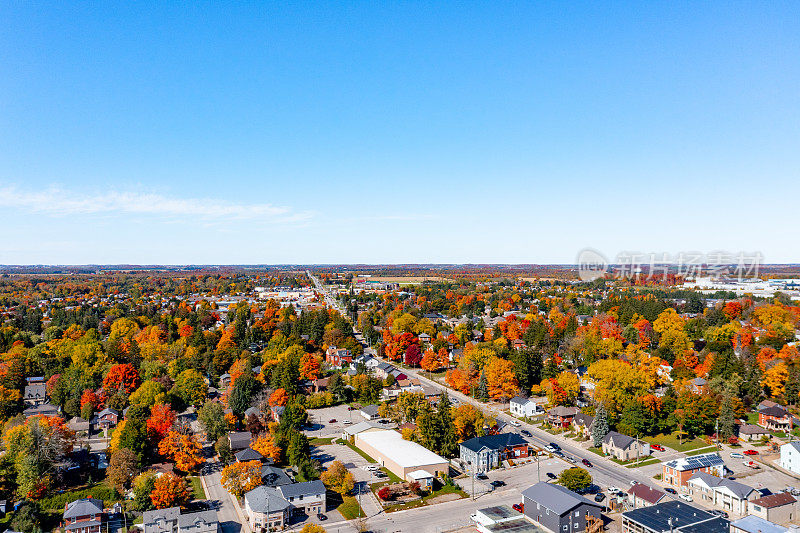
<box><xmin>354</xmin><ymin>429</ymin><xmax>448</xmax><ymax>480</ymax></box>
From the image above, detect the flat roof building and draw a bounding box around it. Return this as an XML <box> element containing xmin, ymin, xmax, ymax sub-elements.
<box><xmin>622</xmin><ymin>500</ymin><xmax>729</xmax><ymax>533</ymax></box>
<box><xmin>354</xmin><ymin>429</ymin><xmax>448</xmax><ymax>480</ymax></box>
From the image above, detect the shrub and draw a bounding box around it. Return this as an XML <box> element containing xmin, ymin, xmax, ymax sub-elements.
<box><xmin>377</xmin><ymin>486</ymin><xmax>394</xmax><ymax>501</ymax></box>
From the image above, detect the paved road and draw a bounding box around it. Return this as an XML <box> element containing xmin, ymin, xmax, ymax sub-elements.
<box><xmin>201</xmin><ymin>460</ymin><xmax>246</xmax><ymax>533</ymax></box>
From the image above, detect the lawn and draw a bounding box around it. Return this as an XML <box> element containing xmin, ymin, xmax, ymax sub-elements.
<box><xmin>625</xmin><ymin>458</ymin><xmax>661</xmax><ymax>468</ymax></box>
<box><xmin>381</xmin><ymin>467</ymin><xmax>402</xmax><ymax>483</ymax></box>
<box><xmin>309</xmin><ymin>437</ymin><xmax>335</xmax><ymax>446</ymax></box>
<box><xmin>685</xmin><ymin>446</ymin><xmax>719</xmax><ymax>456</ymax></box>
<box><xmin>644</xmin><ymin>433</ymin><xmax>710</xmax><ymax>452</ymax></box>
<box><xmin>189</xmin><ymin>476</ymin><xmax>206</xmax><ymax>500</ymax></box>
<box><xmin>337</xmin><ymin>496</ymin><xmax>364</xmax><ymax>520</ymax></box>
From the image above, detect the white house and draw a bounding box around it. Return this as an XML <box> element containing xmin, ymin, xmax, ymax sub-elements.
<box><xmin>509</xmin><ymin>396</ymin><xmax>541</xmax><ymax>418</ymax></box>
<box><xmin>687</xmin><ymin>472</ymin><xmax>759</xmax><ymax>516</ymax></box>
<box><xmin>780</xmin><ymin>442</ymin><xmax>800</xmax><ymax>474</ymax></box>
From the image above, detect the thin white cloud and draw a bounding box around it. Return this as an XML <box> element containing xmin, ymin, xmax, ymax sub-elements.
<box><xmin>0</xmin><ymin>185</ymin><xmax>313</xmax><ymax>223</ymax></box>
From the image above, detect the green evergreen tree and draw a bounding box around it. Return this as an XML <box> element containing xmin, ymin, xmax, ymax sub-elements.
<box><xmin>436</xmin><ymin>392</ymin><xmax>458</xmax><ymax>457</ymax></box>
<box><xmin>592</xmin><ymin>404</ymin><xmax>609</xmax><ymax>448</ymax></box>
<box><xmin>477</xmin><ymin>370</ymin><xmax>489</xmax><ymax>402</ymax></box>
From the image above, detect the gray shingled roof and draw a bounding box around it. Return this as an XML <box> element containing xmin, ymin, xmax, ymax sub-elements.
<box><xmin>235</xmin><ymin>447</ymin><xmax>263</xmax><ymax>462</ymax></box>
<box><xmin>64</xmin><ymin>498</ymin><xmax>103</xmax><ymax>519</ymax></box>
<box><xmin>277</xmin><ymin>480</ymin><xmax>325</xmax><ymax>499</ymax></box>
<box><xmin>603</xmin><ymin>431</ymin><xmax>637</xmax><ymax>450</ymax></box>
<box><xmin>521</xmin><ymin>482</ymin><xmax>601</xmax><ymax>515</ymax></box>
<box><xmin>244</xmin><ymin>486</ymin><xmax>291</xmax><ymax>513</ymax></box>
<box><xmin>177</xmin><ymin>510</ymin><xmax>218</xmax><ymax>528</ymax></box>
<box><xmin>689</xmin><ymin>472</ymin><xmax>756</xmax><ymax>499</ymax></box>
<box><xmin>143</xmin><ymin>506</ymin><xmax>180</xmax><ymax>525</ymax></box>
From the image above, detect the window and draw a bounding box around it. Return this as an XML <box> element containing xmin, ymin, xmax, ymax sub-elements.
<box><xmin>575</xmin><ymin>512</ymin><xmax>580</xmax><ymax>517</ymax></box>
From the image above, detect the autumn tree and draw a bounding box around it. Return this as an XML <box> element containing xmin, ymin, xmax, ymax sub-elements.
<box><xmin>221</xmin><ymin>460</ymin><xmax>263</xmax><ymax>498</ymax></box>
<box><xmin>107</xmin><ymin>448</ymin><xmax>139</xmax><ymax>493</ymax></box>
<box><xmin>150</xmin><ymin>472</ymin><xmax>191</xmax><ymax>509</ymax></box>
<box><xmin>251</xmin><ymin>433</ymin><xmax>282</xmax><ymax>464</ymax></box>
<box><xmin>484</xmin><ymin>356</ymin><xmax>518</xmax><ymax>401</ymax></box>
<box><xmin>320</xmin><ymin>460</ymin><xmax>355</xmax><ymax>496</ymax></box>
<box><xmin>172</xmin><ymin>369</ymin><xmax>208</xmax><ymax>407</ymax></box>
<box><xmin>146</xmin><ymin>403</ymin><xmax>176</xmax><ymax>441</ymax></box>
<box><xmin>269</xmin><ymin>388</ymin><xmax>288</xmax><ymax>407</ymax></box>
<box><xmin>158</xmin><ymin>430</ymin><xmax>204</xmax><ymax>472</ymax></box>
<box><xmin>103</xmin><ymin>363</ymin><xmax>141</xmax><ymax>395</ymax></box>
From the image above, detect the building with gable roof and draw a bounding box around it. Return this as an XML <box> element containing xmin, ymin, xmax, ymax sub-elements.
<box><xmin>686</xmin><ymin>471</ymin><xmax>759</xmax><ymax>515</ymax></box>
<box><xmin>459</xmin><ymin>433</ymin><xmax>530</xmax><ymax>473</ymax></box>
<box><xmin>63</xmin><ymin>498</ymin><xmax>104</xmax><ymax>533</ymax></box>
<box><xmin>521</xmin><ymin>482</ymin><xmax>603</xmax><ymax>533</ymax></box>
<box><xmin>601</xmin><ymin>431</ymin><xmax>651</xmax><ymax>462</ymax></box>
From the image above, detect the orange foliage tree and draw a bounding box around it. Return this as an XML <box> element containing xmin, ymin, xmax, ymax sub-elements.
<box><xmin>158</xmin><ymin>430</ymin><xmax>204</xmax><ymax>472</ymax></box>
<box><xmin>300</xmin><ymin>354</ymin><xmax>321</xmax><ymax>381</ymax></box>
<box><xmin>103</xmin><ymin>363</ymin><xmax>141</xmax><ymax>395</ymax></box>
<box><xmin>220</xmin><ymin>460</ymin><xmax>263</xmax><ymax>498</ymax></box>
<box><xmin>146</xmin><ymin>403</ymin><xmax>176</xmax><ymax>440</ymax></box>
<box><xmin>269</xmin><ymin>388</ymin><xmax>288</xmax><ymax>407</ymax></box>
<box><xmin>484</xmin><ymin>356</ymin><xmax>518</xmax><ymax>401</ymax></box>
<box><xmin>150</xmin><ymin>472</ymin><xmax>191</xmax><ymax>509</ymax></box>
<box><xmin>251</xmin><ymin>433</ymin><xmax>282</xmax><ymax>463</ymax></box>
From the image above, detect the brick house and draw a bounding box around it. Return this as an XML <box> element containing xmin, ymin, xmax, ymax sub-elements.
<box><xmin>758</xmin><ymin>405</ymin><xmax>793</xmax><ymax>432</ymax></box>
<box><xmin>662</xmin><ymin>453</ymin><xmax>726</xmax><ymax>489</ymax></box>
<box><xmin>63</xmin><ymin>498</ymin><xmax>104</xmax><ymax>533</ymax></box>
<box><xmin>325</xmin><ymin>346</ymin><xmax>352</xmax><ymax>368</ymax></box>
<box><xmin>547</xmin><ymin>406</ymin><xmax>578</xmax><ymax>428</ymax></box>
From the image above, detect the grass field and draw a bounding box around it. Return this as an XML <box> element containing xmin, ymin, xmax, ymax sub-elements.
<box><xmin>337</xmin><ymin>496</ymin><xmax>364</xmax><ymax>519</ymax></box>
<box><xmin>644</xmin><ymin>433</ymin><xmax>710</xmax><ymax>452</ymax></box>
<box><xmin>190</xmin><ymin>476</ymin><xmax>206</xmax><ymax>500</ymax></box>
<box><xmin>309</xmin><ymin>437</ymin><xmax>335</xmax><ymax>446</ymax></box>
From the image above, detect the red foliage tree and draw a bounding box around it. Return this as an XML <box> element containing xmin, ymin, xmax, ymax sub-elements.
<box><xmin>103</xmin><ymin>363</ymin><xmax>141</xmax><ymax>395</ymax></box>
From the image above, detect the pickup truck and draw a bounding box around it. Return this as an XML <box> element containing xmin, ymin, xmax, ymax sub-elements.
<box><xmin>744</xmin><ymin>460</ymin><xmax>760</xmax><ymax>469</ymax></box>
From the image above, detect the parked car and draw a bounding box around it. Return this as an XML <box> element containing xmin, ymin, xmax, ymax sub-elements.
<box><xmin>317</xmin><ymin>514</ymin><xmax>327</xmax><ymax>521</ymax></box>
<box><xmin>710</xmin><ymin>510</ymin><xmax>728</xmax><ymax>518</ymax></box>
<box><xmin>476</xmin><ymin>472</ymin><xmax>488</xmax><ymax>480</ymax></box>
<box><xmin>744</xmin><ymin>461</ymin><xmax>760</xmax><ymax>469</ymax></box>
<box><xmin>546</xmin><ymin>472</ymin><xmax>557</xmax><ymax>479</ymax></box>
<box><xmin>651</xmin><ymin>444</ymin><xmax>665</xmax><ymax>452</ymax></box>
<box><xmin>512</xmin><ymin>503</ymin><xmax>524</xmax><ymax>513</ymax></box>
<box><xmin>521</xmin><ymin>430</ymin><xmax>532</xmax><ymax>437</ymax></box>
<box><xmin>582</xmin><ymin>459</ymin><xmax>593</xmax><ymax>467</ymax></box>
<box><xmin>343</xmin><ymin>420</ymin><xmax>352</xmax><ymax>425</ymax></box>
<box><xmin>630</xmin><ymin>480</ymin><xmax>638</xmax><ymax>486</ymax></box>
<box><xmin>731</xmin><ymin>452</ymin><xmax>744</xmax><ymax>458</ymax></box>
<box><xmin>566</xmin><ymin>456</ymin><xmax>577</xmax><ymax>463</ymax></box>
<box><xmin>549</xmin><ymin>442</ymin><xmax>561</xmax><ymax>450</ymax></box>
<box><xmin>608</xmin><ymin>486</ymin><xmax>620</xmax><ymax>494</ymax></box>
<box><xmin>491</xmin><ymin>480</ymin><xmax>506</xmax><ymax>487</ymax></box>
<box><xmin>594</xmin><ymin>493</ymin><xmax>606</xmax><ymax>502</ymax></box>
<box><xmin>665</xmin><ymin>487</ymin><xmax>677</xmax><ymax>494</ymax></box>
<box><xmin>744</xmin><ymin>449</ymin><xmax>759</xmax><ymax>456</ymax></box>
<box><xmin>680</xmin><ymin>493</ymin><xmax>693</xmax><ymax>502</ymax></box>
<box><xmin>329</xmin><ymin>419</ymin><xmax>337</xmax><ymax>423</ymax></box>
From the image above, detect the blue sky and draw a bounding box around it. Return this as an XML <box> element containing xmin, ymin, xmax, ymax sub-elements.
<box><xmin>1</xmin><ymin>2</ymin><xmax>798</xmax><ymax>264</ymax></box>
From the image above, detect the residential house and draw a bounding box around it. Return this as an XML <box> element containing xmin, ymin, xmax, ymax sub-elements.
<box><xmin>689</xmin><ymin>377</ymin><xmax>708</xmax><ymax>394</ymax></box>
<box><xmin>622</xmin><ymin>501</ymin><xmax>729</xmax><ymax>533</ymax></box>
<box><xmin>177</xmin><ymin>510</ymin><xmax>218</xmax><ymax>533</ymax></box>
<box><xmin>759</xmin><ymin>405</ymin><xmax>793</xmax><ymax>432</ymax></box>
<box><xmin>23</xmin><ymin>377</ymin><xmax>47</xmax><ymax>407</ymax></box>
<box><xmin>359</xmin><ymin>405</ymin><xmax>380</xmax><ymax>420</ymax></box>
<box><xmin>510</xmin><ymin>396</ymin><xmax>542</xmax><ymax>418</ymax></box>
<box><xmin>780</xmin><ymin>442</ymin><xmax>800</xmax><ymax>475</ymax></box>
<box><xmin>143</xmin><ymin>507</ymin><xmax>180</xmax><ymax>533</ymax></box>
<box><xmin>739</xmin><ymin>424</ymin><xmax>772</xmax><ymax>442</ymax></box>
<box><xmin>374</xmin><ymin>362</ymin><xmax>396</xmax><ymax>380</ymax></box>
<box><xmin>662</xmin><ymin>453</ymin><xmax>726</xmax><ymax>489</ymax></box>
<box><xmin>601</xmin><ymin>431</ymin><xmax>651</xmax><ymax>462</ymax></box>
<box><xmin>243</xmin><ymin>486</ymin><xmax>291</xmax><ymax>531</ymax></box>
<box><xmin>512</xmin><ymin>339</ymin><xmax>527</xmax><ymax>350</ymax></box>
<box><xmin>325</xmin><ymin>347</ymin><xmax>352</xmax><ymax>368</ymax></box>
<box><xmin>228</xmin><ymin>431</ymin><xmax>252</xmax><ymax>451</ymax></box>
<box><xmin>687</xmin><ymin>472</ymin><xmax>758</xmax><ymax>515</ymax></box>
<box><xmin>24</xmin><ymin>402</ymin><xmax>59</xmax><ymax>417</ymax></box>
<box><xmin>234</xmin><ymin>447</ymin><xmax>264</xmax><ymax>463</ymax></box>
<box><xmin>547</xmin><ymin>406</ymin><xmax>579</xmax><ymax>428</ymax></box>
<box><xmin>261</xmin><ymin>465</ymin><xmax>293</xmax><ymax>487</ymax></box>
<box><xmin>572</xmin><ymin>413</ymin><xmax>594</xmax><ymax>439</ymax></box>
<box><xmin>459</xmin><ymin>433</ymin><xmax>530</xmax><ymax>473</ymax></box>
<box><xmin>95</xmin><ymin>408</ymin><xmax>119</xmax><ymax>430</ymax></box>
<box><xmin>277</xmin><ymin>480</ymin><xmax>326</xmax><ymax>516</ymax></box>
<box><xmin>627</xmin><ymin>484</ymin><xmax>668</xmax><ymax>509</ymax></box>
<box><xmin>219</xmin><ymin>374</ymin><xmax>231</xmax><ymax>388</ymax></box>
<box><xmin>407</xmin><ymin>469</ymin><xmax>435</xmax><ymax>489</ymax></box>
<box><xmin>749</xmin><ymin>492</ymin><xmax>798</xmax><ymax>524</ymax></box>
<box><xmin>522</xmin><ymin>482</ymin><xmax>603</xmax><ymax>533</ymax></box>
<box><xmin>67</xmin><ymin>416</ymin><xmax>92</xmax><ymax>436</ymax></box>
<box><xmin>418</xmin><ymin>333</ymin><xmax>431</xmax><ymax>344</ymax></box>
<box><xmin>63</xmin><ymin>498</ymin><xmax>104</xmax><ymax>533</ymax></box>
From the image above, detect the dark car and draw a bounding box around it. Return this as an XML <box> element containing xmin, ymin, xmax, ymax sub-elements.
<box><xmin>521</xmin><ymin>430</ymin><xmax>532</xmax><ymax>437</ymax></box>
<box><xmin>317</xmin><ymin>514</ymin><xmax>327</xmax><ymax>521</ymax></box>
<box><xmin>329</xmin><ymin>419</ymin><xmax>337</xmax><ymax>423</ymax></box>
<box><xmin>476</xmin><ymin>472</ymin><xmax>488</xmax><ymax>480</ymax></box>
<box><xmin>491</xmin><ymin>480</ymin><xmax>506</xmax><ymax>487</ymax></box>
<box><xmin>546</xmin><ymin>472</ymin><xmax>557</xmax><ymax>479</ymax></box>
<box><xmin>582</xmin><ymin>459</ymin><xmax>593</xmax><ymax>467</ymax></box>
<box><xmin>594</xmin><ymin>493</ymin><xmax>606</xmax><ymax>502</ymax></box>
<box><xmin>549</xmin><ymin>442</ymin><xmax>561</xmax><ymax>450</ymax></box>
<box><xmin>665</xmin><ymin>487</ymin><xmax>677</xmax><ymax>494</ymax></box>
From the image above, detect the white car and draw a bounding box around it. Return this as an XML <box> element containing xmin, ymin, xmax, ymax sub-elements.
<box><xmin>731</xmin><ymin>452</ymin><xmax>744</xmax><ymax>458</ymax></box>
<box><xmin>680</xmin><ymin>493</ymin><xmax>693</xmax><ymax>502</ymax></box>
<box><xmin>509</xmin><ymin>420</ymin><xmax>521</xmax><ymax>427</ymax></box>
<box><xmin>630</xmin><ymin>480</ymin><xmax>638</xmax><ymax>486</ymax></box>
<box><xmin>608</xmin><ymin>486</ymin><xmax>620</xmax><ymax>494</ymax></box>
